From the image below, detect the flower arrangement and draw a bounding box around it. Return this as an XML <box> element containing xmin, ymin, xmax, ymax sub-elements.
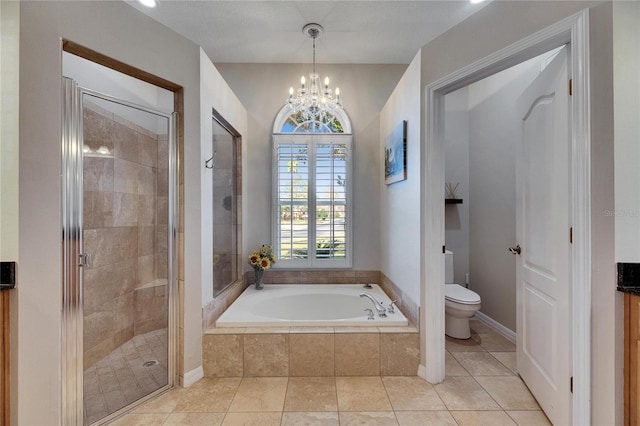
<box><xmin>248</xmin><ymin>244</ymin><xmax>277</xmax><ymax>290</ymax></box>
<box><xmin>248</xmin><ymin>244</ymin><xmax>277</xmax><ymax>271</ymax></box>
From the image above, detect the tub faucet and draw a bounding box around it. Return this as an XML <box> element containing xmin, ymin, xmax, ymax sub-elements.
<box><xmin>360</xmin><ymin>292</ymin><xmax>387</xmax><ymax>317</ymax></box>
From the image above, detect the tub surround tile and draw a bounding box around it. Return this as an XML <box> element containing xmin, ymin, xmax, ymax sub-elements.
<box><xmin>283</xmin><ymin>377</ymin><xmax>338</xmax><ymax>412</ymax></box>
<box><xmin>243</xmin><ymin>327</ymin><xmax>290</xmax><ymax>334</ymax></box>
<box><xmin>334</xmin><ymin>327</ymin><xmax>379</xmax><ymax>334</ymax></box>
<box><xmin>244</xmin><ymin>334</ymin><xmax>289</xmax><ymax>377</ymax></box>
<box><xmin>380</xmin><ymin>334</ymin><xmax>419</xmax><ymax>376</ymax></box>
<box><xmin>433</xmin><ymin>376</ymin><xmax>501</xmax><ymax>411</ymax></box>
<box><xmin>450</xmin><ymin>411</ymin><xmax>517</xmax><ymax>426</ymax></box>
<box><xmin>475</xmin><ymin>376</ymin><xmax>540</xmax><ymax>410</ymax></box>
<box><xmin>290</xmin><ymin>326</ymin><xmax>334</xmax><ymax>334</ymax></box>
<box><xmin>228</xmin><ymin>377</ymin><xmax>288</xmax><ymax>412</ymax></box>
<box><xmin>338</xmin><ymin>412</ymin><xmax>398</xmax><ymax>426</ymax></box>
<box><xmin>378</xmin><ymin>326</ymin><xmax>418</xmax><ymax>334</ymax></box>
<box><xmin>335</xmin><ymin>377</ymin><xmax>392</xmax><ymax>411</ymax></box>
<box><xmin>382</xmin><ymin>376</ymin><xmax>446</xmax><ymax>411</ymax></box>
<box><xmin>173</xmin><ymin>377</ymin><xmax>240</xmax><ymax>413</ymax></box>
<box><xmin>395</xmin><ymin>411</ymin><xmax>457</xmax><ymax>426</ymax></box>
<box><xmin>451</xmin><ymin>352</ymin><xmax>515</xmax><ymax>376</ymax></box>
<box><xmin>221</xmin><ymin>412</ymin><xmax>282</xmax><ymax>426</ymax></box>
<box><xmin>281</xmin><ymin>412</ymin><xmax>339</xmax><ymax>426</ymax></box>
<box><xmin>335</xmin><ymin>333</ymin><xmax>380</xmax><ymax>376</ymax></box>
<box><xmin>205</xmin><ymin>327</ymin><xmax>246</xmax><ymax>335</ymax></box>
<box><xmin>506</xmin><ymin>410</ymin><xmax>552</xmax><ymax>425</ymax></box>
<box><xmin>289</xmin><ymin>334</ymin><xmax>335</xmax><ymax>377</ymax></box>
<box><xmin>203</xmin><ymin>334</ymin><xmax>243</xmax><ymax>377</ymax></box>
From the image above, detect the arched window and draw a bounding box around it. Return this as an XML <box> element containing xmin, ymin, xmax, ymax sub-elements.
<box><xmin>272</xmin><ymin>106</ymin><xmax>353</xmax><ymax>268</ymax></box>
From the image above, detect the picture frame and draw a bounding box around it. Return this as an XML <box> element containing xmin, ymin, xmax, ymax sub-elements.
<box><xmin>384</xmin><ymin>120</ymin><xmax>407</xmax><ymax>185</ymax></box>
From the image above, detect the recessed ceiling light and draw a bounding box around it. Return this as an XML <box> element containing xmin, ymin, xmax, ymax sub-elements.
<box><xmin>138</xmin><ymin>0</ymin><xmax>157</xmax><ymax>8</ymax></box>
<box><xmin>470</xmin><ymin>0</ymin><xmax>485</xmax><ymax>3</ymax></box>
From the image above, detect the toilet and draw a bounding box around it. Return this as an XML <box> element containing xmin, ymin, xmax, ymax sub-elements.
<box><xmin>445</xmin><ymin>250</ymin><xmax>481</xmax><ymax>339</ymax></box>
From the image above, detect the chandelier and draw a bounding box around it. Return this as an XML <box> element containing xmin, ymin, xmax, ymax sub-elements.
<box><xmin>286</xmin><ymin>23</ymin><xmax>343</xmax><ymax>121</ymax></box>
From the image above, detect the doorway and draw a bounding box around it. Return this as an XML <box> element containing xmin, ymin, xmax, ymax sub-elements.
<box><xmin>443</xmin><ymin>46</ymin><xmax>569</xmax><ymax>423</ymax></box>
<box><xmin>422</xmin><ymin>10</ymin><xmax>591</xmax><ymax>426</ymax></box>
<box><xmin>61</xmin><ymin>54</ymin><xmax>178</xmax><ymax>425</ymax></box>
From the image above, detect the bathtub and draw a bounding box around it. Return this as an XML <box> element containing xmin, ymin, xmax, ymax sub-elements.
<box><xmin>215</xmin><ymin>284</ymin><xmax>409</xmax><ymax>327</ymax></box>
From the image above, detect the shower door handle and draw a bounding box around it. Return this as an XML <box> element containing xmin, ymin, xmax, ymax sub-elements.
<box><xmin>508</xmin><ymin>245</ymin><xmax>521</xmax><ymax>255</ymax></box>
<box><xmin>78</xmin><ymin>253</ymin><xmax>92</xmax><ymax>268</ymax></box>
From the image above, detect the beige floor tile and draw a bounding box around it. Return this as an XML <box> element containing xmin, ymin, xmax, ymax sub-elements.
<box><xmin>469</xmin><ymin>320</ymin><xmax>494</xmax><ymax>334</ymax></box>
<box><xmin>445</xmin><ymin>351</ymin><xmax>470</xmax><ymax>377</ymax></box>
<box><xmin>452</xmin><ymin>352</ymin><xmax>515</xmax><ymax>376</ymax></box>
<box><xmin>395</xmin><ymin>411</ymin><xmax>458</xmax><ymax>426</ymax></box>
<box><xmin>163</xmin><ymin>412</ymin><xmax>225</xmax><ymax>425</ymax></box>
<box><xmin>491</xmin><ymin>351</ymin><xmax>518</xmax><ymax>374</ymax></box>
<box><xmin>381</xmin><ymin>376</ymin><xmax>446</xmax><ymax>410</ymax></box>
<box><xmin>109</xmin><ymin>413</ymin><xmax>169</xmax><ymax>426</ymax></box>
<box><xmin>477</xmin><ymin>332</ymin><xmax>516</xmax><ymax>352</ymax></box>
<box><xmin>227</xmin><ymin>377</ymin><xmax>288</xmax><ymax>412</ymax></box>
<box><xmin>451</xmin><ymin>410</ymin><xmax>517</xmax><ymax>425</ymax></box>
<box><xmin>281</xmin><ymin>412</ymin><xmax>339</xmax><ymax>426</ymax></box>
<box><xmin>475</xmin><ymin>376</ymin><xmax>540</xmax><ymax>410</ymax></box>
<box><xmin>173</xmin><ymin>378</ymin><xmax>241</xmax><ymax>413</ymax></box>
<box><xmin>283</xmin><ymin>377</ymin><xmax>338</xmax><ymax>412</ymax></box>
<box><xmin>507</xmin><ymin>410</ymin><xmax>552</xmax><ymax>425</ymax></box>
<box><xmin>433</xmin><ymin>376</ymin><xmax>501</xmax><ymax>410</ymax></box>
<box><xmin>335</xmin><ymin>377</ymin><xmax>392</xmax><ymax>411</ymax></box>
<box><xmin>132</xmin><ymin>389</ymin><xmax>182</xmax><ymax>413</ymax></box>
<box><xmin>338</xmin><ymin>411</ymin><xmax>398</xmax><ymax>426</ymax></box>
<box><xmin>445</xmin><ymin>335</ymin><xmax>484</xmax><ymax>352</ymax></box>
<box><xmin>221</xmin><ymin>412</ymin><xmax>282</xmax><ymax>426</ymax></box>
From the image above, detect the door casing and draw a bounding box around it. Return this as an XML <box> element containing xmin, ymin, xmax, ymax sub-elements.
<box><xmin>421</xmin><ymin>9</ymin><xmax>591</xmax><ymax>425</ymax></box>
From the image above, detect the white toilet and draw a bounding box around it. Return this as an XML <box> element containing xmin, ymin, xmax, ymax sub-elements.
<box><xmin>445</xmin><ymin>250</ymin><xmax>481</xmax><ymax>339</ymax></box>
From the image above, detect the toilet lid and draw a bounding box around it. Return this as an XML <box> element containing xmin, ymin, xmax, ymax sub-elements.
<box><xmin>445</xmin><ymin>284</ymin><xmax>481</xmax><ymax>305</ymax></box>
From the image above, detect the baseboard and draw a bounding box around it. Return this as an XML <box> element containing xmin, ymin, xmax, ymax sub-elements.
<box><xmin>182</xmin><ymin>365</ymin><xmax>204</xmax><ymax>388</ymax></box>
<box><xmin>474</xmin><ymin>311</ymin><xmax>516</xmax><ymax>343</ymax></box>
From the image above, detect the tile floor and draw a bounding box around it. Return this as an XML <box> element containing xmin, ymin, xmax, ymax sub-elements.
<box><xmin>108</xmin><ymin>321</ymin><xmax>551</xmax><ymax>425</ymax></box>
<box><xmin>85</xmin><ymin>329</ymin><xmax>169</xmax><ymax>425</ymax></box>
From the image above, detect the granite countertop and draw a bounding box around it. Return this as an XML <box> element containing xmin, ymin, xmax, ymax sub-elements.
<box><xmin>617</xmin><ymin>263</ymin><xmax>640</xmax><ymax>295</ymax></box>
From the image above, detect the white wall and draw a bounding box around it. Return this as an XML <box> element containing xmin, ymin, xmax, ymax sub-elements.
<box><xmin>200</xmin><ymin>49</ymin><xmax>248</xmax><ymax>305</ymax></box>
<box><xmin>18</xmin><ymin>2</ymin><xmax>203</xmax><ymax>423</ymax></box>
<box><xmin>614</xmin><ymin>1</ymin><xmax>640</xmax><ymax>262</ymax></box>
<box><xmin>444</xmin><ymin>88</ymin><xmax>470</xmax><ymax>287</ymax></box>
<box><xmin>417</xmin><ymin>1</ymin><xmax>617</xmax><ymax>422</ymax></box>
<box><xmin>215</xmin><ymin>63</ymin><xmax>406</xmax><ymax>270</ymax></box>
<box><xmin>379</xmin><ymin>52</ymin><xmax>422</xmax><ymax>305</ymax></box>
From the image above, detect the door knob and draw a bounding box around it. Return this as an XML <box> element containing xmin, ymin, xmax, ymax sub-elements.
<box><xmin>509</xmin><ymin>245</ymin><xmax>521</xmax><ymax>255</ymax></box>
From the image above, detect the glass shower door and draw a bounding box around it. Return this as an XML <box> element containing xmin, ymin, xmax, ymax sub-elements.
<box><xmin>68</xmin><ymin>87</ymin><xmax>176</xmax><ymax>425</ymax></box>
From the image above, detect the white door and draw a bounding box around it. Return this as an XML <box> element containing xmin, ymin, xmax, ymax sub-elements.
<box><xmin>515</xmin><ymin>46</ymin><xmax>571</xmax><ymax>425</ymax></box>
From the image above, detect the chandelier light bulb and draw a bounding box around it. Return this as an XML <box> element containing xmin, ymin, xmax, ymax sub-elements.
<box><xmin>301</xmin><ymin>76</ymin><xmax>306</xmax><ymax>86</ymax></box>
<box><xmin>335</xmin><ymin>88</ymin><xmax>340</xmax><ymax>97</ymax></box>
<box><xmin>324</xmin><ymin>77</ymin><xmax>329</xmax><ymax>86</ymax></box>
<box><xmin>289</xmin><ymin>87</ymin><xmax>294</xmax><ymax>96</ymax></box>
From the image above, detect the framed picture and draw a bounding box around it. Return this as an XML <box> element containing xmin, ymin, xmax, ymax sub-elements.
<box><xmin>384</xmin><ymin>120</ymin><xmax>407</xmax><ymax>185</ymax></box>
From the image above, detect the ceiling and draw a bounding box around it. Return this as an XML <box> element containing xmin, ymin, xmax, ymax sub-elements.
<box><xmin>127</xmin><ymin>1</ymin><xmax>489</xmax><ymax>64</ymax></box>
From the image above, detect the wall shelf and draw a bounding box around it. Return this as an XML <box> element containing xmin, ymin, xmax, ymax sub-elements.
<box><xmin>445</xmin><ymin>198</ymin><xmax>463</xmax><ymax>204</ymax></box>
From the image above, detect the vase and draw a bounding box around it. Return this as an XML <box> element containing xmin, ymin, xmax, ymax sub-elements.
<box><xmin>254</xmin><ymin>269</ymin><xmax>264</xmax><ymax>290</ymax></box>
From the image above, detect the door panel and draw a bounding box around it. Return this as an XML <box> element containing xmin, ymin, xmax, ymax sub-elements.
<box><xmin>516</xmin><ymin>46</ymin><xmax>571</xmax><ymax>425</ymax></box>
<box><xmin>81</xmin><ymin>94</ymin><xmax>172</xmax><ymax>425</ymax></box>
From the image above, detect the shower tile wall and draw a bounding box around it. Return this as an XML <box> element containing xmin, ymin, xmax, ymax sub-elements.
<box><xmin>83</xmin><ymin>103</ymin><xmax>168</xmax><ymax>368</ymax></box>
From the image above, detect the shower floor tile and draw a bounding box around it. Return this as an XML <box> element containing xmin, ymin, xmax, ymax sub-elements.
<box><xmin>84</xmin><ymin>328</ymin><xmax>168</xmax><ymax>425</ymax></box>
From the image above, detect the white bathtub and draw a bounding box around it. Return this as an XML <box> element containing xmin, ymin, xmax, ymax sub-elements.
<box><xmin>215</xmin><ymin>284</ymin><xmax>409</xmax><ymax>327</ymax></box>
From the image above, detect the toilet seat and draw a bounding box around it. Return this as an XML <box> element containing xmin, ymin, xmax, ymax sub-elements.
<box><xmin>445</xmin><ymin>284</ymin><xmax>481</xmax><ymax>305</ymax></box>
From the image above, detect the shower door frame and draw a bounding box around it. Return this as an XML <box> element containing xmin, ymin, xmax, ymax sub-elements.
<box><xmin>61</xmin><ymin>77</ymin><xmax>179</xmax><ymax>426</ymax></box>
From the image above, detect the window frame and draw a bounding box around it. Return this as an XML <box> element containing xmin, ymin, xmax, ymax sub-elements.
<box><xmin>271</xmin><ymin>133</ymin><xmax>353</xmax><ymax>269</ymax></box>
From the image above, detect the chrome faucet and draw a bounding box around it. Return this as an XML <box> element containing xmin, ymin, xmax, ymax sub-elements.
<box><xmin>360</xmin><ymin>292</ymin><xmax>387</xmax><ymax>317</ymax></box>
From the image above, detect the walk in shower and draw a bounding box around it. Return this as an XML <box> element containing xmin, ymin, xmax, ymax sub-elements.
<box><xmin>62</xmin><ymin>69</ymin><xmax>177</xmax><ymax>425</ymax></box>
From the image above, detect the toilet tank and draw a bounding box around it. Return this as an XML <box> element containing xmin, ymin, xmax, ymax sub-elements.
<box><xmin>445</xmin><ymin>250</ymin><xmax>454</xmax><ymax>284</ymax></box>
